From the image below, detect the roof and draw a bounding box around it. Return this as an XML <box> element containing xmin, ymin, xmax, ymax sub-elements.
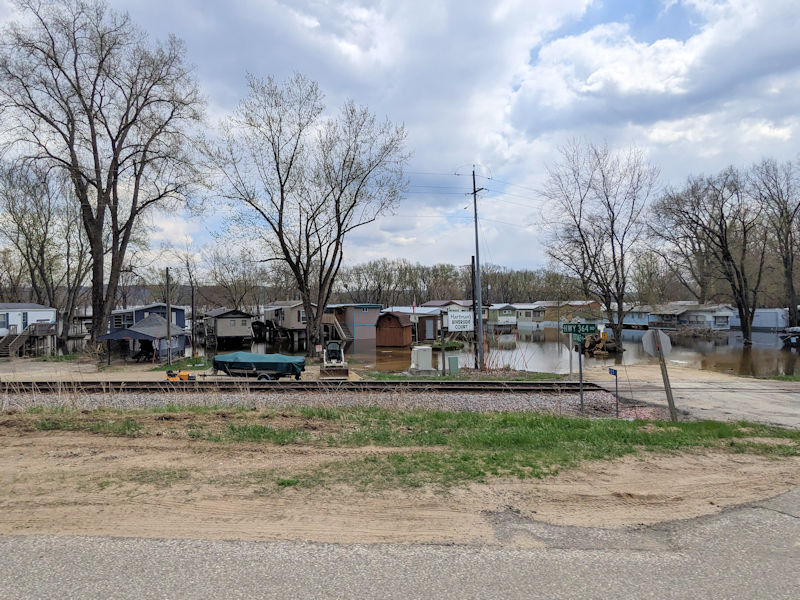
<box><xmin>111</xmin><ymin>303</ymin><xmax>185</xmax><ymax>315</ymax></box>
<box><xmin>377</xmin><ymin>312</ymin><xmax>412</xmax><ymax>327</ymax></box>
<box><xmin>204</xmin><ymin>307</ymin><xmax>253</xmax><ymax>318</ymax></box>
<box><xmin>382</xmin><ymin>306</ymin><xmax>441</xmax><ymax>316</ymax></box>
<box><xmin>511</xmin><ymin>303</ymin><xmax>542</xmax><ymax>310</ymax></box>
<box><xmin>420</xmin><ymin>300</ymin><xmax>473</xmax><ymax>308</ymax></box>
<box><xmin>327</xmin><ymin>303</ymin><xmax>382</xmax><ymax>309</ymax></box>
<box><xmin>0</xmin><ymin>303</ymin><xmax>55</xmax><ymax>310</ymax></box>
<box><xmin>642</xmin><ymin>303</ymin><xmax>736</xmax><ymax>316</ymax></box>
<box><xmin>262</xmin><ymin>302</ymin><xmax>316</xmax><ymax>312</ymax></box>
<box><xmin>489</xmin><ymin>303</ymin><xmax>515</xmax><ymax>310</ymax></box>
<box><xmin>98</xmin><ymin>314</ymin><xmax>187</xmax><ymax>341</ymax></box>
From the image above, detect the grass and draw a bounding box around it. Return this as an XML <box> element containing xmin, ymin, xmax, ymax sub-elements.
<box><xmin>34</xmin><ymin>414</ymin><xmax>141</xmax><ymax>436</ymax></box>
<box><xmin>36</xmin><ymin>353</ymin><xmax>79</xmax><ymax>362</ymax></box>
<box><xmin>363</xmin><ymin>371</ymin><xmax>566</xmax><ymax>381</ymax></box>
<box><xmin>148</xmin><ymin>357</ymin><xmax>209</xmax><ymax>372</ymax></box>
<box><xmin>18</xmin><ymin>405</ymin><xmax>800</xmax><ymax>492</ymax></box>
<box><xmin>760</xmin><ymin>374</ymin><xmax>800</xmax><ymax>382</ymax></box>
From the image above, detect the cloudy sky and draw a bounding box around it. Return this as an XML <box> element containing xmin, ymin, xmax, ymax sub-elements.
<box><xmin>3</xmin><ymin>0</ymin><xmax>799</xmax><ymax>270</ymax></box>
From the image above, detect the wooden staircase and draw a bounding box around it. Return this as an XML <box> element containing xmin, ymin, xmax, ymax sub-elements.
<box><xmin>8</xmin><ymin>325</ymin><xmax>32</xmax><ymax>358</ymax></box>
<box><xmin>0</xmin><ymin>325</ymin><xmax>31</xmax><ymax>359</ymax></box>
<box><xmin>333</xmin><ymin>321</ymin><xmax>354</xmax><ymax>342</ymax></box>
<box><xmin>0</xmin><ymin>333</ymin><xmax>11</xmax><ymax>358</ymax></box>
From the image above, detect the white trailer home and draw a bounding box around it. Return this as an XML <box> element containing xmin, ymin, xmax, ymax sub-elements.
<box><xmin>0</xmin><ymin>303</ymin><xmax>58</xmax><ymax>358</ymax></box>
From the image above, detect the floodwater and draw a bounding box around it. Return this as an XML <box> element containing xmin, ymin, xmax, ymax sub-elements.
<box><xmin>203</xmin><ymin>325</ymin><xmax>799</xmax><ymax>378</ymax></box>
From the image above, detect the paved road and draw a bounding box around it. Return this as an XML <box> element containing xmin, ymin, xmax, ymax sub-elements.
<box><xmin>2</xmin><ymin>488</ymin><xmax>798</xmax><ymax>599</ymax></box>
<box><xmin>595</xmin><ymin>377</ymin><xmax>800</xmax><ymax>428</ymax></box>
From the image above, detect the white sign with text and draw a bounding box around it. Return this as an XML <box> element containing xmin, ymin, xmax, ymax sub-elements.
<box><xmin>447</xmin><ymin>310</ymin><xmax>474</xmax><ymax>332</ymax></box>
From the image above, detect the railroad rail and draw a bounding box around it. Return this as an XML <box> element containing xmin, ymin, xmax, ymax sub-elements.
<box><xmin>0</xmin><ymin>379</ymin><xmax>601</xmax><ymax>395</ymax></box>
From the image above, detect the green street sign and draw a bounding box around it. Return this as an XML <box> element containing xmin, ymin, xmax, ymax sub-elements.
<box><xmin>562</xmin><ymin>323</ymin><xmax>597</xmax><ymax>334</ymax></box>
<box><xmin>572</xmin><ymin>333</ymin><xmax>586</xmax><ymax>344</ymax></box>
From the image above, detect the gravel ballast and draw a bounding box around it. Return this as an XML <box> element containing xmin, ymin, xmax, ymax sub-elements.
<box><xmin>1</xmin><ymin>390</ymin><xmax>667</xmax><ymax>420</ymax></box>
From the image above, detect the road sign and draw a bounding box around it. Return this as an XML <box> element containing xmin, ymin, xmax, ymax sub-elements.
<box><xmin>562</xmin><ymin>323</ymin><xmax>597</xmax><ymax>334</ymax></box>
<box><xmin>573</xmin><ymin>333</ymin><xmax>585</xmax><ymax>344</ymax></box>
<box><xmin>608</xmin><ymin>368</ymin><xmax>619</xmax><ymax>417</ymax></box>
<box><xmin>642</xmin><ymin>329</ymin><xmax>678</xmax><ymax>422</ymax></box>
<box><xmin>642</xmin><ymin>329</ymin><xmax>671</xmax><ymax>358</ymax></box>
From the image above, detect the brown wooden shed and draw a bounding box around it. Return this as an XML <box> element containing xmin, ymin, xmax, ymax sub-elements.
<box><xmin>376</xmin><ymin>312</ymin><xmax>412</xmax><ymax>347</ymax></box>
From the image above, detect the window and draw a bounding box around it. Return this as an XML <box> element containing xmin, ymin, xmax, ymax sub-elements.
<box><xmin>502</xmin><ymin>309</ymin><xmax>512</xmax><ymax>315</ymax></box>
<box><xmin>298</xmin><ymin>310</ymin><xmax>306</xmax><ymax>323</ymax></box>
<box><xmin>112</xmin><ymin>313</ymin><xmax>133</xmax><ymax>329</ymax></box>
<box><xmin>361</xmin><ymin>307</ymin><xmax>369</xmax><ymax>313</ymax></box>
<box><xmin>241</xmin><ymin>319</ymin><xmax>247</xmax><ymax>326</ymax></box>
<box><xmin>0</xmin><ymin>313</ymin><xmax>7</xmax><ymax>329</ymax></box>
<box><xmin>230</xmin><ymin>319</ymin><xmax>236</xmax><ymax>326</ymax></box>
<box><xmin>525</xmin><ymin>311</ymin><xmax>531</xmax><ymax>318</ymax></box>
<box><xmin>714</xmin><ymin>316</ymin><xmax>729</xmax><ymax>326</ymax></box>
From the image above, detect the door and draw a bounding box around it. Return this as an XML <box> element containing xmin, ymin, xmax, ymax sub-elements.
<box><xmin>425</xmin><ymin>319</ymin><xmax>434</xmax><ymax>340</ymax></box>
<box><xmin>22</xmin><ymin>312</ymin><xmax>28</xmax><ymax>329</ymax></box>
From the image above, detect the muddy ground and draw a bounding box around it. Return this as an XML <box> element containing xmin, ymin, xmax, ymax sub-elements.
<box><xmin>2</xmin><ymin>422</ymin><xmax>798</xmax><ymax>547</ymax></box>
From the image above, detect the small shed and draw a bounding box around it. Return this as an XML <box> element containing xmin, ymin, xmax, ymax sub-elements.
<box><xmin>376</xmin><ymin>312</ymin><xmax>413</xmax><ymax>347</ymax></box>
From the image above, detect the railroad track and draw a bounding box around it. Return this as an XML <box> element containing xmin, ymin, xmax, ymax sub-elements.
<box><xmin>0</xmin><ymin>379</ymin><xmax>601</xmax><ymax>394</ymax></box>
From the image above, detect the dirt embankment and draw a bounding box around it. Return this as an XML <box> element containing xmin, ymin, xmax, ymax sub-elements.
<box><xmin>2</xmin><ymin>427</ymin><xmax>798</xmax><ymax>546</ymax></box>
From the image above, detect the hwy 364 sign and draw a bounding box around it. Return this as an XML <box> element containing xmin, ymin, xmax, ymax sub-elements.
<box><xmin>562</xmin><ymin>323</ymin><xmax>597</xmax><ymax>335</ymax></box>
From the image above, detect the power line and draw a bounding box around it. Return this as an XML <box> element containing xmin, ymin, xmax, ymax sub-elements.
<box><xmin>476</xmin><ymin>174</ymin><xmax>540</xmax><ymax>194</ymax></box>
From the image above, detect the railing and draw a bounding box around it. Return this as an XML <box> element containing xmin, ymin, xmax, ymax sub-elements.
<box><xmin>7</xmin><ymin>325</ymin><xmax>32</xmax><ymax>355</ymax></box>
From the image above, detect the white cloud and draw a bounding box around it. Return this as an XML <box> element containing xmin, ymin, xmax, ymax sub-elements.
<box><xmin>4</xmin><ymin>0</ymin><xmax>800</xmax><ymax>269</ymax></box>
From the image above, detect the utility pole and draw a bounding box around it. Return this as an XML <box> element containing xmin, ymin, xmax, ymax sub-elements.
<box><xmin>472</xmin><ymin>167</ymin><xmax>485</xmax><ymax>371</ymax></box>
<box><xmin>165</xmin><ymin>267</ymin><xmax>172</xmax><ymax>366</ymax></box>
<box><xmin>191</xmin><ymin>280</ymin><xmax>196</xmax><ymax>359</ymax></box>
<box><xmin>471</xmin><ymin>255</ymin><xmax>478</xmax><ymax>369</ymax></box>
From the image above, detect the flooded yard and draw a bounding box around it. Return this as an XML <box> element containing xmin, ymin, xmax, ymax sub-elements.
<box><xmin>231</xmin><ymin>325</ymin><xmax>798</xmax><ymax>379</ymax></box>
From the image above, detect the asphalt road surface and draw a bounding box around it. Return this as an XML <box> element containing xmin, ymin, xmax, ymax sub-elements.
<box><xmin>2</xmin><ymin>488</ymin><xmax>798</xmax><ymax>600</ymax></box>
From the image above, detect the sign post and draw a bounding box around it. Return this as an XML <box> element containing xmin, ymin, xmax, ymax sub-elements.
<box><xmin>578</xmin><ymin>348</ymin><xmax>583</xmax><ymax>413</ymax></box>
<box><xmin>608</xmin><ymin>367</ymin><xmax>619</xmax><ymax>417</ymax></box>
<box><xmin>562</xmin><ymin>324</ymin><xmax>596</xmax><ymax>412</ymax></box>
<box><xmin>642</xmin><ymin>329</ymin><xmax>678</xmax><ymax>422</ymax></box>
<box><xmin>568</xmin><ymin>332</ymin><xmax>573</xmax><ymax>381</ymax></box>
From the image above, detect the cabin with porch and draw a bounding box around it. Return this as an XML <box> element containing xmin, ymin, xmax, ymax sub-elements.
<box><xmin>487</xmin><ymin>303</ymin><xmax>517</xmax><ymax>326</ymax></box>
<box><xmin>203</xmin><ymin>307</ymin><xmax>252</xmax><ymax>349</ymax></box>
<box><xmin>0</xmin><ymin>303</ymin><xmax>58</xmax><ymax>358</ymax></box>
<box><xmin>513</xmin><ymin>303</ymin><xmax>544</xmax><ymax>325</ymax></box>
<box><xmin>324</xmin><ymin>303</ymin><xmax>381</xmax><ymax>342</ymax></box>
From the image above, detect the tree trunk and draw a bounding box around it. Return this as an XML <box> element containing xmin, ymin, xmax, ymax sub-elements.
<box><xmin>736</xmin><ymin>303</ymin><xmax>753</xmax><ymax>346</ymax></box>
<box><xmin>784</xmin><ymin>258</ymin><xmax>798</xmax><ymax>327</ymax></box>
<box><xmin>89</xmin><ymin>255</ymin><xmax>106</xmax><ymax>345</ymax></box>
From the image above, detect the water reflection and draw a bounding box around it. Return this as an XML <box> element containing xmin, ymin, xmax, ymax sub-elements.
<box><xmin>193</xmin><ymin>326</ymin><xmax>800</xmax><ymax>378</ymax></box>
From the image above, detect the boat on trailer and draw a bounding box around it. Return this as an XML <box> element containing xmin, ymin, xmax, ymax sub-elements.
<box><xmin>212</xmin><ymin>351</ymin><xmax>305</xmax><ymax>380</ymax></box>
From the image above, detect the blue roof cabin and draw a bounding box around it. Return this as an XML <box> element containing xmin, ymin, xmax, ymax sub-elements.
<box><xmin>106</xmin><ymin>304</ymin><xmax>187</xmax><ymax>361</ymax></box>
<box><xmin>110</xmin><ymin>303</ymin><xmax>185</xmax><ymax>331</ymax></box>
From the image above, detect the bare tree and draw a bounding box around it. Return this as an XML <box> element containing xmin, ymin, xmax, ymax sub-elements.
<box><xmin>0</xmin><ymin>162</ymin><xmax>92</xmax><ymax>349</ymax></box>
<box><xmin>650</xmin><ymin>177</ymin><xmax>720</xmax><ymax>304</ymax></box>
<box><xmin>210</xmin><ymin>74</ymin><xmax>408</xmax><ymax>354</ymax></box>
<box><xmin>544</xmin><ymin>140</ymin><xmax>659</xmax><ymax>346</ymax></box>
<box><xmin>629</xmin><ymin>250</ymin><xmax>682</xmax><ymax>306</ymax></box>
<box><xmin>205</xmin><ymin>247</ymin><xmax>263</xmax><ymax>312</ymax></box>
<box><xmin>0</xmin><ymin>0</ymin><xmax>204</xmax><ymax>342</ymax></box>
<box><xmin>0</xmin><ymin>246</ymin><xmax>28</xmax><ymax>302</ymax></box>
<box><xmin>653</xmin><ymin>168</ymin><xmax>769</xmax><ymax>344</ymax></box>
<box><xmin>750</xmin><ymin>158</ymin><xmax>800</xmax><ymax>326</ymax></box>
